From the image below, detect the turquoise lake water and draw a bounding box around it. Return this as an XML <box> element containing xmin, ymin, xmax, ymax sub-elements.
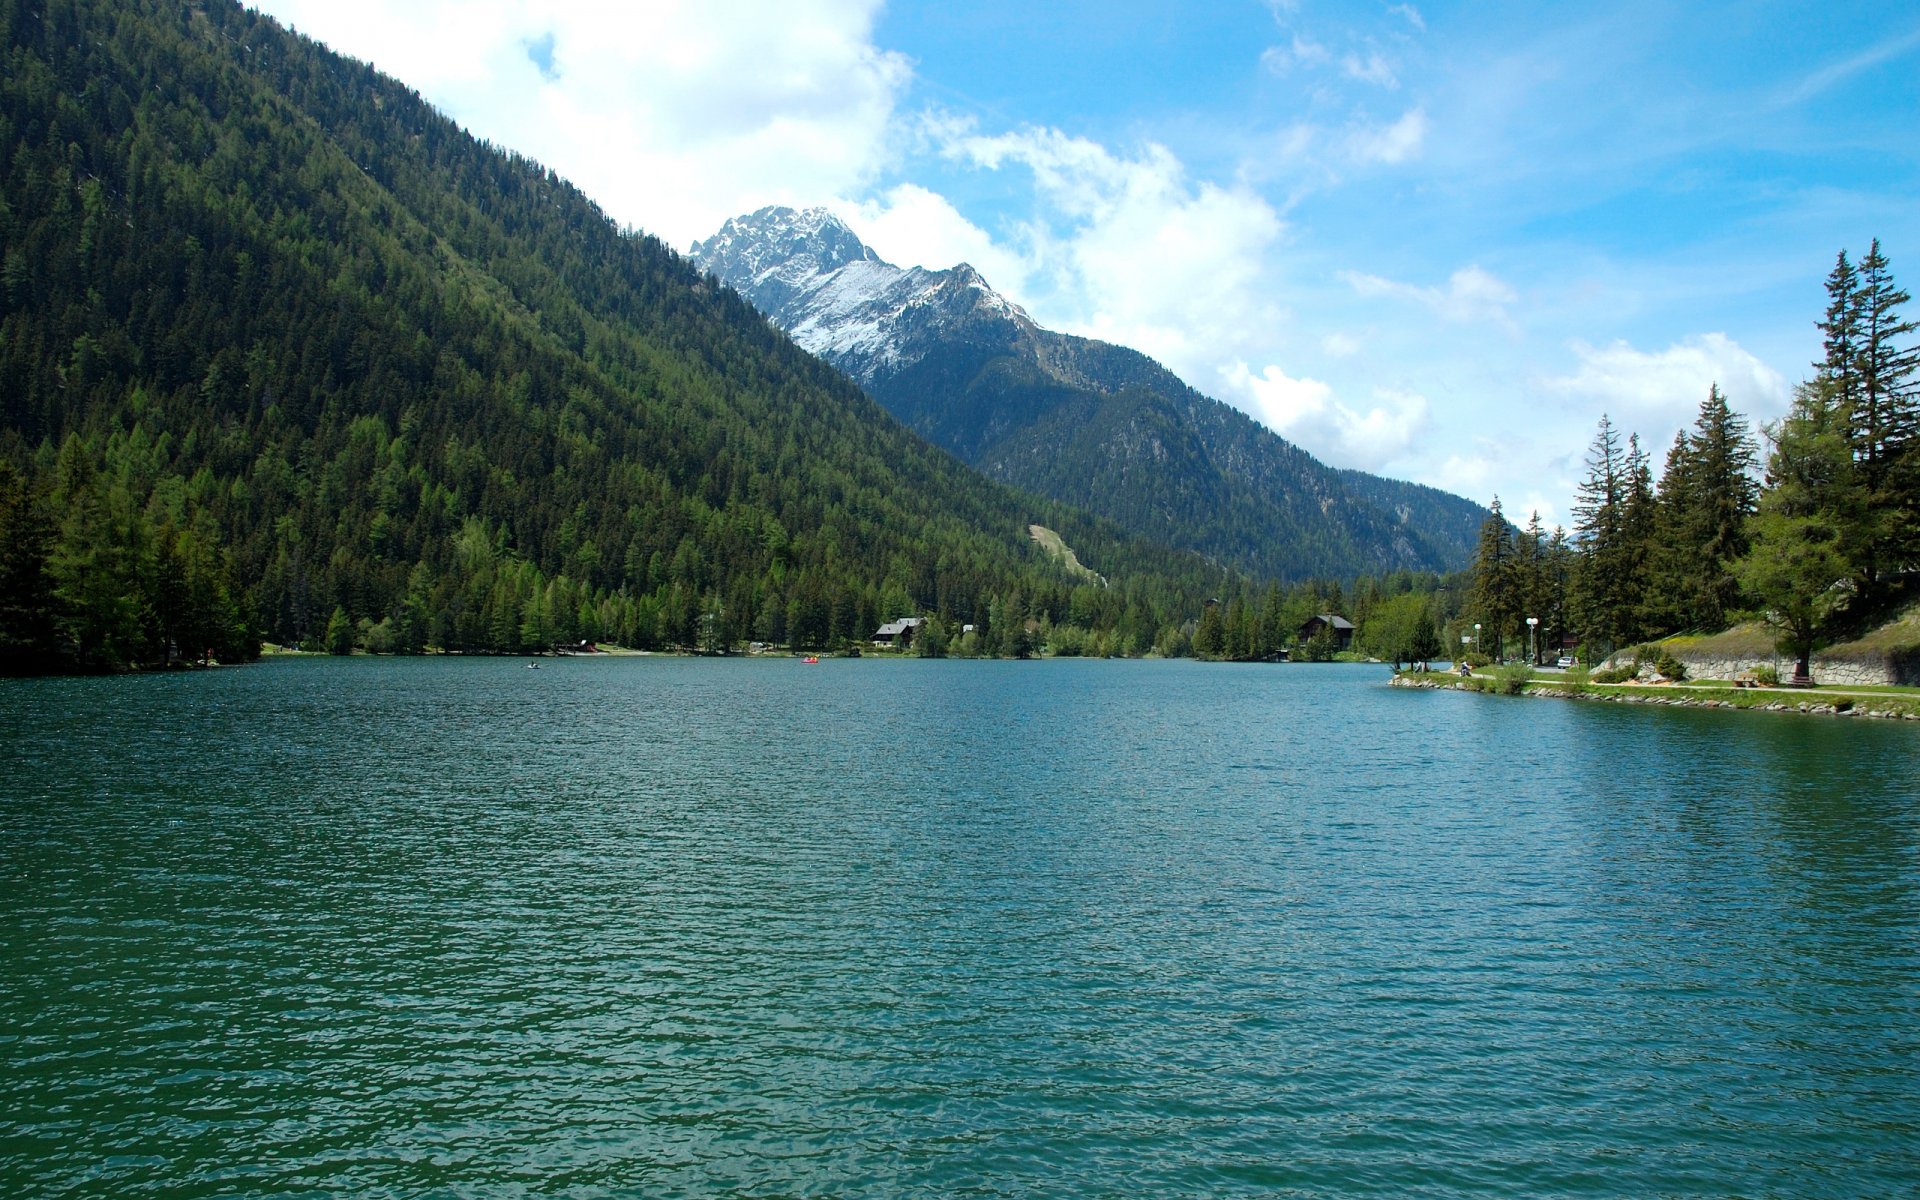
<box><xmin>3</xmin><ymin>656</ymin><xmax>1917</xmax><ymax>1197</ymax></box>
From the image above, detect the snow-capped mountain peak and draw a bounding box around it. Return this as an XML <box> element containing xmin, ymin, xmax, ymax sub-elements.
<box><xmin>691</xmin><ymin>206</ymin><xmax>1035</xmax><ymax>384</ymax></box>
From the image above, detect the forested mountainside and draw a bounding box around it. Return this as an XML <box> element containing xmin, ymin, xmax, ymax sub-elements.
<box><xmin>693</xmin><ymin>206</ymin><xmax>1488</xmax><ymax>581</ymax></box>
<box><xmin>0</xmin><ymin>0</ymin><xmax>1232</xmax><ymax>673</ymax></box>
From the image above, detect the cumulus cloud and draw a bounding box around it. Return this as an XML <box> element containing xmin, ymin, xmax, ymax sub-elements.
<box><xmin>1540</xmin><ymin>333</ymin><xmax>1790</xmax><ymax>423</ymax></box>
<box><xmin>1342</xmin><ymin>264</ymin><xmax>1519</xmax><ymax>331</ymax></box>
<box><xmin>931</xmin><ymin>125</ymin><xmax>1286</xmax><ymax>382</ymax></box>
<box><xmin>843</xmin><ymin>184</ymin><xmax>1034</xmax><ymax>297</ymax></box>
<box><xmin>249</xmin><ymin>0</ymin><xmax>909</xmax><ymax>247</ymax></box>
<box><xmin>1226</xmin><ymin>362</ymin><xmax>1429</xmax><ymax>469</ymax></box>
<box><xmin>1345</xmin><ymin>106</ymin><xmax>1429</xmax><ymax>163</ymax></box>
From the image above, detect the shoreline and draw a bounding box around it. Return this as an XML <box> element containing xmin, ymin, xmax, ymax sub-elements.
<box><xmin>1391</xmin><ymin>671</ymin><xmax>1920</xmax><ymax>721</ymax></box>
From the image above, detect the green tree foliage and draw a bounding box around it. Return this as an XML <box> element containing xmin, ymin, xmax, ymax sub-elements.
<box><xmin>0</xmin><ymin>460</ymin><xmax>59</xmax><ymax>672</ymax></box>
<box><xmin>1359</xmin><ymin>591</ymin><xmax>1434</xmax><ymax>669</ymax></box>
<box><xmin>1840</xmin><ymin>241</ymin><xmax>1919</xmax><ymax>588</ymax></box>
<box><xmin>1468</xmin><ymin>497</ymin><xmax>1518</xmax><ymax>660</ymax></box>
<box><xmin>0</xmin><ymin>0</ymin><xmax>1230</xmax><ymax>670</ymax></box>
<box><xmin>1570</xmin><ymin>416</ymin><xmax>1635</xmax><ymax>656</ymax></box>
<box><xmin>1643</xmin><ymin>386</ymin><xmax>1759</xmax><ymax>631</ymax></box>
<box><xmin>1407</xmin><ymin>606</ymin><xmax>1442</xmax><ymax>669</ymax></box>
<box><xmin>1737</xmin><ymin>381</ymin><xmax>1861</xmax><ymax>678</ymax></box>
<box><xmin>1192</xmin><ymin>601</ymin><xmax>1226</xmax><ymax>659</ymax></box>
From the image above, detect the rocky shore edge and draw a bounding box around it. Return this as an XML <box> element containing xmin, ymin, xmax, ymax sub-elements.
<box><xmin>1389</xmin><ymin>673</ymin><xmax>1920</xmax><ymax>721</ymax></box>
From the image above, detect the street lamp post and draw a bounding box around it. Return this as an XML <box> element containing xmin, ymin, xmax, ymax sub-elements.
<box><xmin>1472</xmin><ymin>623</ymin><xmax>1481</xmax><ymax>663</ymax></box>
<box><xmin>1526</xmin><ymin>616</ymin><xmax>1539</xmax><ymax>665</ymax></box>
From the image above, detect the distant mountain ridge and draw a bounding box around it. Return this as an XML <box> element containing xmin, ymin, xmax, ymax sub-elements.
<box><xmin>693</xmin><ymin>206</ymin><xmax>1487</xmax><ymax>580</ymax></box>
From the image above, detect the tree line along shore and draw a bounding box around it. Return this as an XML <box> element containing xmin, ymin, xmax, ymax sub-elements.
<box><xmin>1446</xmin><ymin>240</ymin><xmax>1918</xmax><ymax>689</ymax></box>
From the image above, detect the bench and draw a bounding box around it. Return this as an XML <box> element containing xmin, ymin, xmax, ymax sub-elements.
<box><xmin>1732</xmin><ymin>671</ymin><xmax>1760</xmax><ymax>688</ymax></box>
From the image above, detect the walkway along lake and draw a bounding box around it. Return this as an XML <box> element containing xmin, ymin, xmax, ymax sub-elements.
<box><xmin>4</xmin><ymin>657</ymin><xmax>1916</xmax><ymax>1197</ymax></box>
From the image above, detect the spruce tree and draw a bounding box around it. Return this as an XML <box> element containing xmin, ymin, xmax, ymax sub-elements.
<box><xmin>1643</xmin><ymin>431</ymin><xmax>1697</xmax><ymax>634</ymax></box>
<box><xmin>1469</xmin><ymin>496</ymin><xmax>1515</xmax><ymax>661</ymax></box>
<box><xmin>1684</xmin><ymin>384</ymin><xmax>1758</xmax><ymax>626</ymax></box>
<box><xmin>1516</xmin><ymin>510</ymin><xmax>1548</xmax><ymax>663</ymax></box>
<box><xmin>1543</xmin><ymin>526</ymin><xmax>1574</xmax><ymax>662</ymax></box>
<box><xmin>1817</xmin><ymin>250</ymin><xmax>1862</xmax><ymax>415</ymax></box>
<box><xmin>1738</xmin><ymin>380</ymin><xmax>1863</xmax><ymax>681</ymax></box>
<box><xmin>1571</xmin><ymin>416</ymin><xmax>1629</xmax><ymax>655</ymax></box>
<box><xmin>1850</xmin><ymin>240</ymin><xmax>1918</xmax><ymax>586</ymax></box>
<box><xmin>1619</xmin><ymin>433</ymin><xmax>1656</xmax><ymax>644</ymax></box>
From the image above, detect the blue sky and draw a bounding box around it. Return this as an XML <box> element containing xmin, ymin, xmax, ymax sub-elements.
<box><xmin>250</xmin><ymin>0</ymin><xmax>1920</xmax><ymax>526</ymax></box>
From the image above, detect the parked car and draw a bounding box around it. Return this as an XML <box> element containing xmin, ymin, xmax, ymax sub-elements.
<box><xmin>1556</xmin><ymin>655</ymin><xmax>1578</xmax><ymax>669</ymax></box>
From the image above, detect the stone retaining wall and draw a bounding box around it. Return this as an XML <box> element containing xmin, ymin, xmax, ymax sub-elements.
<box><xmin>1390</xmin><ymin>673</ymin><xmax>1920</xmax><ymax>720</ymax></box>
<box><xmin>1606</xmin><ymin>649</ymin><xmax>1917</xmax><ymax>688</ymax></box>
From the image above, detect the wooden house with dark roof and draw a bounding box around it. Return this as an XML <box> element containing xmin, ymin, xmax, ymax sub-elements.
<box><xmin>1299</xmin><ymin>613</ymin><xmax>1355</xmax><ymax>651</ymax></box>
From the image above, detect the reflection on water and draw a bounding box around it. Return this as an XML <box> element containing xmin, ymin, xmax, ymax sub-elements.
<box><xmin>3</xmin><ymin>658</ymin><xmax>1916</xmax><ymax>1197</ymax></box>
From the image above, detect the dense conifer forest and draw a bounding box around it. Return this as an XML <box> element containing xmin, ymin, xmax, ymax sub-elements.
<box><xmin>0</xmin><ymin>0</ymin><xmax>1271</xmax><ymax>673</ymax></box>
<box><xmin>1459</xmin><ymin>241</ymin><xmax>1918</xmax><ymax>677</ymax></box>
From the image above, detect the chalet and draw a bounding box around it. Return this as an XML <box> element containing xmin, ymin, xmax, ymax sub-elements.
<box><xmin>872</xmin><ymin>617</ymin><xmax>926</xmax><ymax>648</ymax></box>
<box><xmin>1299</xmin><ymin>613</ymin><xmax>1355</xmax><ymax>651</ymax></box>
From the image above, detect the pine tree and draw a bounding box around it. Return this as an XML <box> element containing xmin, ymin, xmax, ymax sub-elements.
<box><xmin>1644</xmin><ymin>385</ymin><xmax>1760</xmax><ymax>634</ymax></box>
<box><xmin>1817</xmin><ymin>249</ymin><xmax>1863</xmax><ymax>415</ymax></box>
<box><xmin>1571</xmin><ymin>416</ymin><xmax>1630</xmax><ymax>655</ymax></box>
<box><xmin>1515</xmin><ymin>510</ymin><xmax>1548</xmax><ymax>663</ymax></box>
<box><xmin>1469</xmin><ymin>496</ymin><xmax>1515</xmax><ymax>661</ymax></box>
<box><xmin>1642</xmin><ymin>431</ymin><xmax>1697</xmax><ymax>634</ymax></box>
<box><xmin>1543</xmin><ymin>526</ymin><xmax>1574</xmax><ymax>661</ymax></box>
<box><xmin>1683</xmin><ymin>384</ymin><xmax>1759</xmax><ymax>626</ymax></box>
<box><xmin>1619</xmin><ymin>434</ymin><xmax>1656</xmax><ymax>644</ymax></box>
<box><xmin>1850</xmin><ymin>240</ymin><xmax>1918</xmax><ymax>586</ymax></box>
<box><xmin>1738</xmin><ymin>380</ymin><xmax>1862</xmax><ymax>681</ymax></box>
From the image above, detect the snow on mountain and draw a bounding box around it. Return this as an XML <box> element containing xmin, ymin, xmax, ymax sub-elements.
<box><xmin>692</xmin><ymin>205</ymin><xmax>1490</xmax><ymax>579</ymax></box>
<box><xmin>691</xmin><ymin>206</ymin><xmax>1033</xmax><ymax>384</ymax></box>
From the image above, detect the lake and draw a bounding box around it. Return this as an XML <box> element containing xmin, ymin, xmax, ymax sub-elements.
<box><xmin>3</xmin><ymin>657</ymin><xmax>1917</xmax><ymax>1197</ymax></box>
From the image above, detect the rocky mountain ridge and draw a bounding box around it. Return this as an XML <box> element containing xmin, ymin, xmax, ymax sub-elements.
<box><xmin>693</xmin><ymin>206</ymin><xmax>1488</xmax><ymax>579</ymax></box>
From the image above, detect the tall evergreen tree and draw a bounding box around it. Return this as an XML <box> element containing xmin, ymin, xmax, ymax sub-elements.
<box><xmin>1619</xmin><ymin>433</ymin><xmax>1656</xmax><ymax>643</ymax></box>
<box><xmin>1738</xmin><ymin>380</ymin><xmax>1863</xmax><ymax>681</ymax></box>
<box><xmin>1571</xmin><ymin>415</ymin><xmax>1631</xmax><ymax>655</ymax></box>
<box><xmin>1850</xmin><ymin>240</ymin><xmax>1918</xmax><ymax>586</ymax></box>
<box><xmin>1515</xmin><ymin>510</ymin><xmax>1549</xmax><ymax>663</ymax></box>
<box><xmin>1817</xmin><ymin>249</ymin><xmax>1863</xmax><ymax>415</ymax></box>
<box><xmin>1542</xmin><ymin>526</ymin><xmax>1574</xmax><ymax>662</ymax></box>
<box><xmin>1643</xmin><ymin>431</ymin><xmax>1697</xmax><ymax>634</ymax></box>
<box><xmin>1468</xmin><ymin>496</ymin><xmax>1516</xmax><ymax>660</ymax></box>
<box><xmin>1646</xmin><ymin>385</ymin><xmax>1759</xmax><ymax>633</ymax></box>
<box><xmin>1683</xmin><ymin>383</ymin><xmax>1759</xmax><ymax>626</ymax></box>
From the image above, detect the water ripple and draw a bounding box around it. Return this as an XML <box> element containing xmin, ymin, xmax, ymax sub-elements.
<box><xmin>3</xmin><ymin>658</ymin><xmax>1917</xmax><ymax>1196</ymax></box>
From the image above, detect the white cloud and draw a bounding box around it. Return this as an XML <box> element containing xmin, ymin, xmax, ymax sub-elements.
<box><xmin>1261</xmin><ymin>33</ymin><xmax>1332</xmax><ymax>73</ymax></box>
<box><xmin>1389</xmin><ymin>4</ymin><xmax>1426</xmax><ymax>32</ymax></box>
<box><xmin>1342</xmin><ymin>264</ymin><xmax>1519</xmax><ymax>331</ymax></box>
<box><xmin>1345</xmin><ymin>106</ymin><xmax>1428</xmax><ymax>163</ymax></box>
<box><xmin>1429</xmin><ymin>452</ymin><xmax>1495</xmax><ymax>501</ymax></box>
<box><xmin>1342</xmin><ymin>52</ymin><xmax>1398</xmax><ymax>88</ymax></box>
<box><xmin>1226</xmin><ymin>362</ymin><xmax>1429</xmax><ymax>469</ymax></box>
<box><xmin>1540</xmin><ymin>333</ymin><xmax>1790</xmax><ymax>423</ymax></box>
<box><xmin>933</xmin><ymin>126</ymin><xmax>1286</xmax><ymax>382</ymax></box>
<box><xmin>249</xmin><ymin>0</ymin><xmax>910</xmax><ymax>248</ymax></box>
<box><xmin>842</xmin><ymin>184</ymin><xmax>1035</xmax><ymax>297</ymax></box>
<box><xmin>1322</xmin><ymin>331</ymin><xmax>1363</xmax><ymax>357</ymax></box>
